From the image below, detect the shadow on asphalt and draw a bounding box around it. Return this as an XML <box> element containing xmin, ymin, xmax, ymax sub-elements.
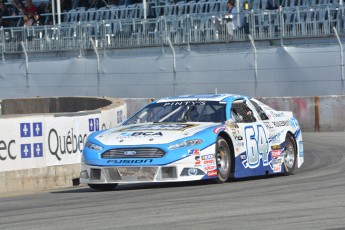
<box><xmin>50</xmin><ymin>173</ymin><xmax>284</xmax><ymax>194</ymax></box>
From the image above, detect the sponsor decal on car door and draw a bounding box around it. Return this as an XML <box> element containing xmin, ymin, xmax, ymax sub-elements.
<box><xmin>236</xmin><ymin>123</ymin><xmax>270</xmax><ymax>169</ymax></box>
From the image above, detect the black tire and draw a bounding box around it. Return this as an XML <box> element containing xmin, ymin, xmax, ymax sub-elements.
<box><xmin>283</xmin><ymin>133</ymin><xmax>297</xmax><ymax>175</ymax></box>
<box><xmin>213</xmin><ymin>136</ymin><xmax>232</xmax><ymax>183</ymax></box>
<box><xmin>88</xmin><ymin>183</ymin><xmax>118</xmax><ymax>191</ymax></box>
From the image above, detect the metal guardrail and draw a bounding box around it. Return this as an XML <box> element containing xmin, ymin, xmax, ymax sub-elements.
<box><xmin>0</xmin><ymin>5</ymin><xmax>344</xmax><ymax>54</ymax></box>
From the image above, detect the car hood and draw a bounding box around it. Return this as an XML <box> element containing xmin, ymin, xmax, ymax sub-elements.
<box><xmin>94</xmin><ymin>123</ymin><xmax>220</xmax><ymax>146</ymax></box>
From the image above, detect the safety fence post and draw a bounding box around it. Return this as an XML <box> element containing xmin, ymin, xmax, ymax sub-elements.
<box><xmin>90</xmin><ymin>37</ymin><xmax>100</xmax><ymax>97</ymax></box>
<box><xmin>167</xmin><ymin>37</ymin><xmax>177</xmax><ymax>96</ymax></box>
<box><xmin>21</xmin><ymin>41</ymin><xmax>29</xmax><ymax>97</ymax></box>
<box><xmin>248</xmin><ymin>34</ymin><xmax>258</xmax><ymax>97</ymax></box>
<box><xmin>333</xmin><ymin>27</ymin><xmax>345</xmax><ymax>95</ymax></box>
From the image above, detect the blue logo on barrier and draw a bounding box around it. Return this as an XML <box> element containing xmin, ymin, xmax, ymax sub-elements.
<box><xmin>89</xmin><ymin>118</ymin><xmax>100</xmax><ymax>132</ymax></box>
<box><xmin>20</xmin><ymin>123</ymin><xmax>31</xmax><ymax>137</ymax></box>
<box><xmin>21</xmin><ymin>144</ymin><xmax>31</xmax><ymax>158</ymax></box>
<box><xmin>95</xmin><ymin>118</ymin><xmax>99</xmax><ymax>131</ymax></box>
<box><xmin>32</xmin><ymin>122</ymin><xmax>43</xmax><ymax>136</ymax></box>
<box><xmin>89</xmin><ymin>119</ymin><xmax>95</xmax><ymax>132</ymax></box>
<box><xmin>33</xmin><ymin>143</ymin><xmax>43</xmax><ymax>157</ymax></box>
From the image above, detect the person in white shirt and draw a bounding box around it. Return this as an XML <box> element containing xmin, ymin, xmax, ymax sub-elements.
<box><xmin>226</xmin><ymin>0</ymin><xmax>239</xmax><ymax>34</ymax></box>
<box><xmin>226</xmin><ymin>0</ymin><xmax>238</xmax><ymax>29</ymax></box>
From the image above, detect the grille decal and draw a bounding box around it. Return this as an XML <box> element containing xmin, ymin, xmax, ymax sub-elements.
<box><xmin>101</xmin><ymin>148</ymin><xmax>166</xmax><ymax>158</ymax></box>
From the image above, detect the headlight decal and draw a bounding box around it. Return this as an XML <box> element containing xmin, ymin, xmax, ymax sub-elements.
<box><xmin>85</xmin><ymin>142</ymin><xmax>103</xmax><ymax>151</ymax></box>
<box><xmin>167</xmin><ymin>139</ymin><xmax>203</xmax><ymax>150</ymax></box>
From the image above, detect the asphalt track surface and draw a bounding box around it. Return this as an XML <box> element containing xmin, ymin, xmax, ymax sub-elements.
<box><xmin>0</xmin><ymin>132</ymin><xmax>344</xmax><ymax>230</ymax></box>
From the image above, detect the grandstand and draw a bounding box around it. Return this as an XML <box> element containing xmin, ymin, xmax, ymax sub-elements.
<box><xmin>0</xmin><ymin>0</ymin><xmax>344</xmax><ymax>52</ymax></box>
<box><xmin>0</xmin><ymin>0</ymin><xmax>344</xmax><ymax>99</ymax></box>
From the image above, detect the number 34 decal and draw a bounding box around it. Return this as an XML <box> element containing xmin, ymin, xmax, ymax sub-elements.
<box><xmin>243</xmin><ymin>125</ymin><xmax>269</xmax><ymax>169</ymax></box>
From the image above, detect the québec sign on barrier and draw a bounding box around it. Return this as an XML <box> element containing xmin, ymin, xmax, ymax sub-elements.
<box><xmin>0</xmin><ymin>106</ymin><xmax>126</xmax><ymax>172</ymax></box>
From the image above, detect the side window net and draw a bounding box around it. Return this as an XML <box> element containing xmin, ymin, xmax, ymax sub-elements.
<box><xmin>231</xmin><ymin>101</ymin><xmax>256</xmax><ymax>123</ymax></box>
<box><xmin>250</xmin><ymin>99</ymin><xmax>269</xmax><ymax>120</ymax></box>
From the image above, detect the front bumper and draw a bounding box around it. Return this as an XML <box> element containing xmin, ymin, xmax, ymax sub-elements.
<box><xmin>80</xmin><ymin>163</ymin><xmax>212</xmax><ymax>184</ymax></box>
<box><xmin>81</xmin><ymin>143</ymin><xmax>218</xmax><ymax>184</ymax></box>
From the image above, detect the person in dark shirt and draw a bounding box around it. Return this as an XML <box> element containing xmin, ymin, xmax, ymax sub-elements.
<box><xmin>10</xmin><ymin>0</ymin><xmax>25</xmax><ymax>16</ymax></box>
<box><xmin>0</xmin><ymin>0</ymin><xmax>11</xmax><ymax>27</ymax></box>
<box><xmin>61</xmin><ymin>0</ymin><xmax>72</xmax><ymax>12</ymax></box>
<box><xmin>7</xmin><ymin>0</ymin><xmax>25</xmax><ymax>26</ymax></box>
<box><xmin>32</xmin><ymin>11</ymin><xmax>41</xmax><ymax>25</ymax></box>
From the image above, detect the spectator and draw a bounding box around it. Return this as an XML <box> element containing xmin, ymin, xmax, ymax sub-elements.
<box><xmin>61</xmin><ymin>0</ymin><xmax>72</xmax><ymax>12</ymax></box>
<box><xmin>24</xmin><ymin>10</ymin><xmax>40</xmax><ymax>26</ymax></box>
<box><xmin>10</xmin><ymin>0</ymin><xmax>25</xmax><ymax>16</ymax></box>
<box><xmin>23</xmin><ymin>10</ymin><xmax>42</xmax><ymax>41</ymax></box>
<box><xmin>32</xmin><ymin>11</ymin><xmax>41</xmax><ymax>25</ymax></box>
<box><xmin>8</xmin><ymin>0</ymin><xmax>25</xmax><ymax>26</ymax></box>
<box><xmin>37</xmin><ymin>1</ymin><xmax>51</xmax><ymax>25</ymax></box>
<box><xmin>37</xmin><ymin>1</ymin><xmax>48</xmax><ymax>15</ymax></box>
<box><xmin>0</xmin><ymin>0</ymin><xmax>10</xmax><ymax>27</ymax></box>
<box><xmin>43</xmin><ymin>1</ymin><xmax>54</xmax><ymax>25</ymax></box>
<box><xmin>225</xmin><ymin>0</ymin><xmax>239</xmax><ymax>37</ymax></box>
<box><xmin>23</xmin><ymin>13</ymin><xmax>34</xmax><ymax>26</ymax></box>
<box><xmin>24</xmin><ymin>0</ymin><xmax>37</xmax><ymax>17</ymax></box>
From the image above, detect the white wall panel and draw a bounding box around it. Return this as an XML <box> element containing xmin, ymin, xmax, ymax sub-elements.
<box><xmin>0</xmin><ymin>44</ymin><xmax>343</xmax><ymax>99</ymax></box>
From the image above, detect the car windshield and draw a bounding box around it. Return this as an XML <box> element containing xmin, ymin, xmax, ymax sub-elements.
<box><xmin>124</xmin><ymin>101</ymin><xmax>226</xmax><ymax>125</ymax></box>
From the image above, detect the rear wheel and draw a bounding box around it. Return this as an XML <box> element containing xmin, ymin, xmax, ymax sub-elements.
<box><xmin>88</xmin><ymin>183</ymin><xmax>118</xmax><ymax>191</ymax></box>
<box><xmin>214</xmin><ymin>136</ymin><xmax>232</xmax><ymax>183</ymax></box>
<box><xmin>283</xmin><ymin>133</ymin><xmax>297</xmax><ymax>175</ymax></box>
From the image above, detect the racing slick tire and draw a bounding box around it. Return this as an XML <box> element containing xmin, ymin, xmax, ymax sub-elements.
<box><xmin>283</xmin><ymin>133</ymin><xmax>297</xmax><ymax>175</ymax></box>
<box><xmin>213</xmin><ymin>136</ymin><xmax>232</xmax><ymax>183</ymax></box>
<box><xmin>88</xmin><ymin>183</ymin><xmax>118</xmax><ymax>191</ymax></box>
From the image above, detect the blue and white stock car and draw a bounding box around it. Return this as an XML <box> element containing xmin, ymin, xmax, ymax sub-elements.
<box><xmin>80</xmin><ymin>94</ymin><xmax>304</xmax><ymax>190</ymax></box>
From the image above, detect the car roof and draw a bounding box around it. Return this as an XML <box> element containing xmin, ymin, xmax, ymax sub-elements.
<box><xmin>155</xmin><ymin>94</ymin><xmax>246</xmax><ymax>103</ymax></box>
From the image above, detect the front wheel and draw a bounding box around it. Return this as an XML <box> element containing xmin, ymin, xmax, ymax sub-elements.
<box><xmin>283</xmin><ymin>133</ymin><xmax>297</xmax><ymax>175</ymax></box>
<box><xmin>213</xmin><ymin>136</ymin><xmax>232</xmax><ymax>183</ymax></box>
<box><xmin>88</xmin><ymin>183</ymin><xmax>118</xmax><ymax>191</ymax></box>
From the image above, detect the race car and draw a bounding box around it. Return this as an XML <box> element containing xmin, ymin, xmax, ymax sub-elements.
<box><xmin>80</xmin><ymin>94</ymin><xmax>304</xmax><ymax>190</ymax></box>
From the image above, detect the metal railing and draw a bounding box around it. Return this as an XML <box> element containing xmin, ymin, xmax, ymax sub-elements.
<box><xmin>1</xmin><ymin>5</ymin><xmax>345</xmax><ymax>54</ymax></box>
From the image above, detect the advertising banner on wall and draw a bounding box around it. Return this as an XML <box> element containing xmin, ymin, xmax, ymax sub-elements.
<box><xmin>0</xmin><ymin>116</ymin><xmax>46</xmax><ymax>172</ymax></box>
<box><xmin>45</xmin><ymin>115</ymin><xmax>89</xmax><ymax>166</ymax></box>
<box><xmin>0</xmin><ymin>103</ymin><xmax>127</xmax><ymax>172</ymax></box>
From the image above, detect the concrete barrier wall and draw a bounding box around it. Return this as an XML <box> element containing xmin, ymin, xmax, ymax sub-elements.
<box><xmin>0</xmin><ymin>164</ymin><xmax>80</xmax><ymax>194</ymax></box>
<box><xmin>0</xmin><ymin>97</ymin><xmax>127</xmax><ymax>194</ymax></box>
<box><xmin>258</xmin><ymin>95</ymin><xmax>345</xmax><ymax>132</ymax></box>
<box><xmin>1</xmin><ymin>97</ymin><xmax>112</xmax><ymax>114</ymax></box>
